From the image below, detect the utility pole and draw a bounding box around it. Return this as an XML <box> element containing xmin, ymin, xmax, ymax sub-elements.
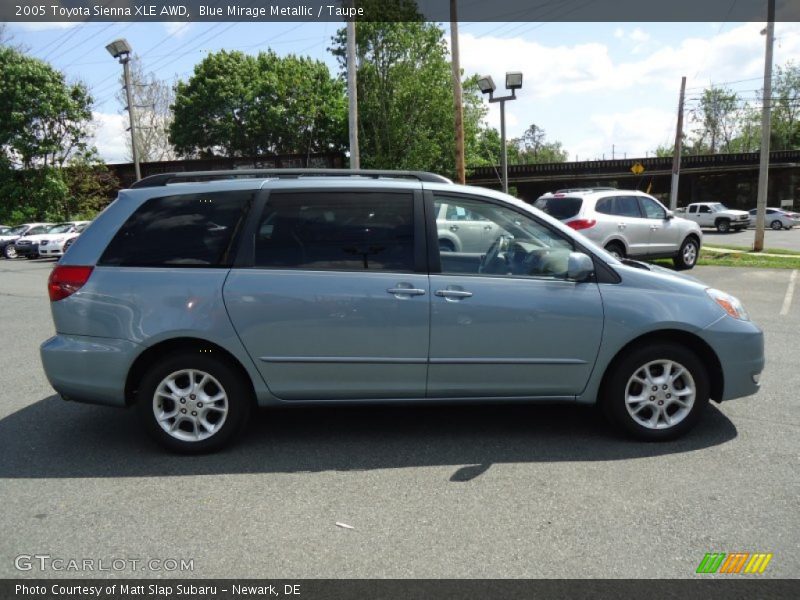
<box><xmin>669</xmin><ymin>76</ymin><xmax>687</xmax><ymax>210</ymax></box>
<box><xmin>346</xmin><ymin>9</ymin><xmax>360</xmax><ymax>169</ymax></box>
<box><xmin>754</xmin><ymin>0</ymin><xmax>775</xmax><ymax>252</ymax></box>
<box><xmin>450</xmin><ymin>0</ymin><xmax>465</xmax><ymax>184</ymax></box>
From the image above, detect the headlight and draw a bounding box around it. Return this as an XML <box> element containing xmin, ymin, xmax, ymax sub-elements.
<box><xmin>707</xmin><ymin>288</ymin><xmax>750</xmax><ymax>321</ymax></box>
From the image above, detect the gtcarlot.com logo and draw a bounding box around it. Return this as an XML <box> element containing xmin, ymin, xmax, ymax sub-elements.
<box><xmin>696</xmin><ymin>552</ymin><xmax>773</xmax><ymax>574</ymax></box>
<box><xmin>14</xmin><ymin>554</ymin><xmax>194</xmax><ymax>573</ymax></box>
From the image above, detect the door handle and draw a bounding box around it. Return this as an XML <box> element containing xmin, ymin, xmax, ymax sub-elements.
<box><xmin>484</xmin><ymin>225</ymin><xmax>493</xmax><ymax>230</ymax></box>
<box><xmin>618</xmin><ymin>223</ymin><xmax>626</xmax><ymax>229</ymax></box>
<box><xmin>650</xmin><ymin>225</ymin><xmax>659</xmax><ymax>230</ymax></box>
<box><xmin>450</xmin><ymin>225</ymin><xmax>459</xmax><ymax>231</ymax></box>
<box><xmin>435</xmin><ymin>289</ymin><xmax>473</xmax><ymax>300</ymax></box>
<box><xmin>387</xmin><ymin>286</ymin><xmax>426</xmax><ymax>297</ymax></box>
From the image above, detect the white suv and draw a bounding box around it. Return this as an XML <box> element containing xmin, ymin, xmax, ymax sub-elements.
<box><xmin>534</xmin><ymin>189</ymin><xmax>703</xmax><ymax>270</ymax></box>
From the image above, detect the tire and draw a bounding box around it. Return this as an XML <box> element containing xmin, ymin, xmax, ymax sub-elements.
<box><xmin>601</xmin><ymin>342</ymin><xmax>710</xmax><ymax>441</ymax></box>
<box><xmin>136</xmin><ymin>352</ymin><xmax>252</xmax><ymax>453</ymax></box>
<box><xmin>438</xmin><ymin>239</ymin><xmax>455</xmax><ymax>253</ymax></box>
<box><xmin>715</xmin><ymin>219</ymin><xmax>731</xmax><ymax>233</ymax></box>
<box><xmin>3</xmin><ymin>244</ymin><xmax>17</xmax><ymax>259</ymax></box>
<box><xmin>770</xmin><ymin>220</ymin><xmax>783</xmax><ymax>230</ymax></box>
<box><xmin>604</xmin><ymin>241</ymin><xmax>626</xmax><ymax>259</ymax></box>
<box><xmin>673</xmin><ymin>237</ymin><xmax>699</xmax><ymax>270</ymax></box>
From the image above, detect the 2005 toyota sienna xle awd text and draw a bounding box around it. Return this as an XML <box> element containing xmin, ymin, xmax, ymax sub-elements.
<box><xmin>40</xmin><ymin>170</ymin><xmax>764</xmax><ymax>453</ymax></box>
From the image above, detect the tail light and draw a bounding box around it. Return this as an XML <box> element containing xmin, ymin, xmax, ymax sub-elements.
<box><xmin>567</xmin><ymin>219</ymin><xmax>597</xmax><ymax>231</ymax></box>
<box><xmin>48</xmin><ymin>266</ymin><xmax>93</xmax><ymax>302</ymax></box>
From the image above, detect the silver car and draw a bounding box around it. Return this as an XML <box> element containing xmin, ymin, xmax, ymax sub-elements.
<box><xmin>748</xmin><ymin>208</ymin><xmax>798</xmax><ymax>230</ymax></box>
<box><xmin>40</xmin><ymin>170</ymin><xmax>763</xmax><ymax>453</ymax></box>
<box><xmin>534</xmin><ymin>189</ymin><xmax>703</xmax><ymax>270</ymax></box>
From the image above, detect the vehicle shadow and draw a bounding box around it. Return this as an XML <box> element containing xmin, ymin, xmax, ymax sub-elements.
<box><xmin>0</xmin><ymin>395</ymin><xmax>737</xmax><ymax>480</ymax></box>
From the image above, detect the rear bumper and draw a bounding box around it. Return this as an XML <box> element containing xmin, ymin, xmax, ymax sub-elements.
<box><xmin>702</xmin><ymin>317</ymin><xmax>764</xmax><ymax>401</ymax></box>
<box><xmin>40</xmin><ymin>334</ymin><xmax>141</xmax><ymax>407</ymax></box>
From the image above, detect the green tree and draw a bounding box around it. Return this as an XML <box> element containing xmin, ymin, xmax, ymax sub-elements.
<box><xmin>331</xmin><ymin>3</ymin><xmax>486</xmax><ymax>176</ymax></box>
<box><xmin>0</xmin><ymin>46</ymin><xmax>93</xmax><ymax>168</ymax></box>
<box><xmin>769</xmin><ymin>61</ymin><xmax>800</xmax><ymax>150</ymax></box>
<box><xmin>687</xmin><ymin>86</ymin><xmax>741</xmax><ymax>154</ymax></box>
<box><xmin>169</xmin><ymin>50</ymin><xmax>346</xmax><ymax>158</ymax></box>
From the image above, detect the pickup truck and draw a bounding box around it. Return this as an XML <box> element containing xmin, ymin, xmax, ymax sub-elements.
<box><xmin>680</xmin><ymin>202</ymin><xmax>751</xmax><ymax>233</ymax></box>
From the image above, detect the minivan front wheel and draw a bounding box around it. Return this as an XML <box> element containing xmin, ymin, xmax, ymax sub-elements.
<box><xmin>136</xmin><ymin>353</ymin><xmax>251</xmax><ymax>453</ymax></box>
<box><xmin>603</xmin><ymin>343</ymin><xmax>709</xmax><ymax>441</ymax></box>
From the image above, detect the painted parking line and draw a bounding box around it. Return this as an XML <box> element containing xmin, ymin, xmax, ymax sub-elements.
<box><xmin>780</xmin><ymin>269</ymin><xmax>797</xmax><ymax>316</ymax></box>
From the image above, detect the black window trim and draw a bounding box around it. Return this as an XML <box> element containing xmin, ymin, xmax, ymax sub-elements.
<box><xmin>234</xmin><ymin>186</ymin><xmax>426</xmax><ymax>275</ymax></box>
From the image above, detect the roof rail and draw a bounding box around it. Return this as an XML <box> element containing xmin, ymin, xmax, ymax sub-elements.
<box><xmin>129</xmin><ymin>168</ymin><xmax>452</xmax><ymax>188</ymax></box>
<box><xmin>554</xmin><ymin>186</ymin><xmax>617</xmax><ymax>193</ymax></box>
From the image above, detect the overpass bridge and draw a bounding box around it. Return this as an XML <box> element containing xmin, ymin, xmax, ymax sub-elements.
<box><xmin>466</xmin><ymin>150</ymin><xmax>800</xmax><ymax>211</ymax></box>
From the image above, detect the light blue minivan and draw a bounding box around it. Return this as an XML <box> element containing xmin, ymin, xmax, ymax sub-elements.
<box><xmin>40</xmin><ymin>170</ymin><xmax>764</xmax><ymax>452</ymax></box>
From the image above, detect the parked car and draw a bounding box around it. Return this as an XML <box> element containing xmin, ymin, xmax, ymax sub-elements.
<box><xmin>682</xmin><ymin>202</ymin><xmax>750</xmax><ymax>232</ymax></box>
<box><xmin>14</xmin><ymin>221</ymin><xmax>89</xmax><ymax>259</ymax></box>
<box><xmin>533</xmin><ymin>189</ymin><xmax>703</xmax><ymax>270</ymax></box>
<box><xmin>0</xmin><ymin>223</ymin><xmax>52</xmax><ymax>259</ymax></box>
<box><xmin>40</xmin><ymin>169</ymin><xmax>763</xmax><ymax>453</ymax></box>
<box><xmin>747</xmin><ymin>208</ymin><xmax>798</xmax><ymax>230</ymax></box>
<box><xmin>38</xmin><ymin>221</ymin><xmax>91</xmax><ymax>258</ymax></box>
<box><xmin>436</xmin><ymin>201</ymin><xmax>510</xmax><ymax>252</ymax></box>
<box><xmin>0</xmin><ymin>225</ymin><xmax>10</xmax><ymax>235</ymax></box>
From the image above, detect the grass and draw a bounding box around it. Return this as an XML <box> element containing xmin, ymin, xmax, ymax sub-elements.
<box><xmin>652</xmin><ymin>249</ymin><xmax>800</xmax><ymax>270</ymax></box>
<box><xmin>703</xmin><ymin>243</ymin><xmax>800</xmax><ymax>256</ymax></box>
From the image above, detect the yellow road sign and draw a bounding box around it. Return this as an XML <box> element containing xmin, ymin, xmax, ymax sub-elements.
<box><xmin>631</xmin><ymin>162</ymin><xmax>645</xmax><ymax>175</ymax></box>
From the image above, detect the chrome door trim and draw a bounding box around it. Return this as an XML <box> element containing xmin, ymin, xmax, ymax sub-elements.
<box><xmin>260</xmin><ymin>356</ymin><xmax>428</xmax><ymax>364</ymax></box>
<box><xmin>429</xmin><ymin>357</ymin><xmax>587</xmax><ymax>365</ymax></box>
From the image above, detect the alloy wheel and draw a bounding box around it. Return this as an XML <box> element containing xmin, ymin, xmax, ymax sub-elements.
<box><xmin>152</xmin><ymin>369</ymin><xmax>229</xmax><ymax>442</ymax></box>
<box><xmin>624</xmin><ymin>359</ymin><xmax>696</xmax><ymax>430</ymax></box>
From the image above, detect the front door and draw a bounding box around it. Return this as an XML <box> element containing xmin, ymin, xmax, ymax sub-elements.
<box><xmin>225</xmin><ymin>189</ymin><xmax>430</xmax><ymax>400</ymax></box>
<box><xmin>426</xmin><ymin>193</ymin><xmax>604</xmax><ymax>398</ymax></box>
<box><xmin>638</xmin><ymin>196</ymin><xmax>681</xmax><ymax>255</ymax></box>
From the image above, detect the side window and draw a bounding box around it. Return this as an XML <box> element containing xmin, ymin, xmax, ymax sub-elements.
<box><xmin>27</xmin><ymin>226</ymin><xmax>47</xmax><ymax>235</ymax></box>
<box><xmin>699</xmin><ymin>205</ymin><xmax>711</xmax><ymax>214</ymax></box>
<box><xmin>688</xmin><ymin>206</ymin><xmax>697</xmax><ymax>214</ymax></box>
<box><xmin>99</xmin><ymin>191</ymin><xmax>251</xmax><ymax>267</ymax></box>
<box><xmin>254</xmin><ymin>191</ymin><xmax>414</xmax><ymax>272</ymax></box>
<box><xmin>434</xmin><ymin>195</ymin><xmax>574</xmax><ymax>279</ymax></box>
<box><xmin>616</xmin><ymin>196</ymin><xmax>642</xmax><ymax>218</ymax></box>
<box><xmin>639</xmin><ymin>197</ymin><xmax>667</xmax><ymax>220</ymax></box>
<box><xmin>444</xmin><ymin>204</ymin><xmax>484</xmax><ymax>221</ymax></box>
<box><xmin>595</xmin><ymin>197</ymin><xmax>614</xmax><ymax>215</ymax></box>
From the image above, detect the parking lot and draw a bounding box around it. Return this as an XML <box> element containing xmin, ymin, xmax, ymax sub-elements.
<box><xmin>0</xmin><ymin>258</ymin><xmax>798</xmax><ymax>578</ymax></box>
<box><xmin>705</xmin><ymin>226</ymin><xmax>800</xmax><ymax>252</ymax></box>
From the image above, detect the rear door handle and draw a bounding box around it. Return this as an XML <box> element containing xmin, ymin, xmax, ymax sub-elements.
<box><xmin>435</xmin><ymin>289</ymin><xmax>473</xmax><ymax>300</ymax></box>
<box><xmin>618</xmin><ymin>222</ymin><xmax>626</xmax><ymax>229</ymax></box>
<box><xmin>449</xmin><ymin>225</ymin><xmax>459</xmax><ymax>231</ymax></box>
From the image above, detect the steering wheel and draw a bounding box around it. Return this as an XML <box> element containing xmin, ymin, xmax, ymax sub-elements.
<box><xmin>479</xmin><ymin>234</ymin><xmax>513</xmax><ymax>274</ymax></box>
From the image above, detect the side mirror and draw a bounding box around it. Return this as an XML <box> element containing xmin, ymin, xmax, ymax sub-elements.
<box><xmin>567</xmin><ymin>252</ymin><xmax>594</xmax><ymax>282</ymax></box>
<box><xmin>665</xmin><ymin>210</ymin><xmax>674</xmax><ymax>220</ymax></box>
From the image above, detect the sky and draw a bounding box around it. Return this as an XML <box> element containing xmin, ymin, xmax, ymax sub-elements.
<box><xmin>6</xmin><ymin>19</ymin><xmax>800</xmax><ymax>165</ymax></box>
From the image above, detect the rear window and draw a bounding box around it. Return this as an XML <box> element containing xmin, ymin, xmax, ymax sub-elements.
<box><xmin>99</xmin><ymin>191</ymin><xmax>251</xmax><ymax>267</ymax></box>
<box><xmin>533</xmin><ymin>196</ymin><xmax>583</xmax><ymax>220</ymax></box>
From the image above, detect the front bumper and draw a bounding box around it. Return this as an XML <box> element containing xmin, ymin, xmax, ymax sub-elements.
<box><xmin>38</xmin><ymin>246</ymin><xmax>64</xmax><ymax>256</ymax></box>
<box><xmin>702</xmin><ymin>316</ymin><xmax>764</xmax><ymax>401</ymax></box>
<box><xmin>40</xmin><ymin>334</ymin><xmax>141</xmax><ymax>407</ymax></box>
<box><xmin>14</xmin><ymin>243</ymin><xmax>38</xmax><ymax>257</ymax></box>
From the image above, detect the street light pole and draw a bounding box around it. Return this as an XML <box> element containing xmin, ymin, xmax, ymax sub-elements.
<box><xmin>106</xmin><ymin>38</ymin><xmax>140</xmax><ymax>182</ymax></box>
<box><xmin>478</xmin><ymin>72</ymin><xmax>522</xmax><ymax>195</ymax></box>
<box><xmin>121</xmin><ymin>56</ymin><xmax>141</xmax><ymax>181</ymax></box>
<box><xmin>346</xmin><ymin>10</ymin><xmax>360</xmax><ymax>170</ymax></box>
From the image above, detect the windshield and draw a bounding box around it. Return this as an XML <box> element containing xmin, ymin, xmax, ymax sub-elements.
<box><xmin>710</xmin><ymin>203</ymin><xmax>727</xmax><ymax>212</ymax></box>
<box><xmin>7</xmin><ymin>225</ymin><xmax>28</xmax><ymax>235</ymax></box>
<box><xmin>47</xmin><ymin>223</ymin><xmax>74</xmax><ymax>234</ymax></box>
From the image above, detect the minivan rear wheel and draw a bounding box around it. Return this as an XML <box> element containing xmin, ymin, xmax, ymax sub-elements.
<box><xmin>136</xmin><ymin>353</ymin><xmax>251</xmax><ymax>453</ymax></box>
<box><xmin>602</xmin><ymin>343</ymin><xmax>709</xmax><ymax>441</ymax></box>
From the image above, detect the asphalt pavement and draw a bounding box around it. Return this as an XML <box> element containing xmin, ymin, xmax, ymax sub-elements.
<box><xmin>0</xmin><ymin>258</ymin><xmax>798</xmax><ymax>579</ymax></box>
<box><xmin>705</xmin><ymin>226</ymin><xmax>800</xmax><ymax>251</ymax></box>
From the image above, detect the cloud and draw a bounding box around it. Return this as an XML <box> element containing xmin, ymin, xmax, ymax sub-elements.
<box><xmin>163</xmin><ymin>22</ymin><xmax>192</xmax><ymax>38</ymax></box>
<box><xmin>91</xmin><ymin>112</ymin><xmax>128</xmax><ymax>164</ymax></box>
